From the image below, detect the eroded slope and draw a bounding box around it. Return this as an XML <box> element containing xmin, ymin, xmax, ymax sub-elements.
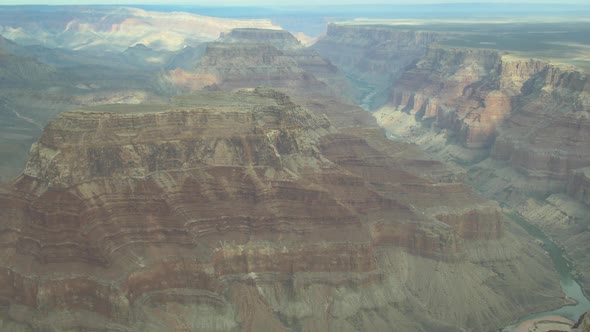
<box><xmin>0</xmin><ymin>88</ymin><xmax>563</xmax><ymax>332</ymax></box>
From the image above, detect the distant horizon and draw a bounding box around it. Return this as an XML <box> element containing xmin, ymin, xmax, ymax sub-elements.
<box><xmin>0</xmin><ymin>1</ymin><xmax>589</xmax><ymax>6</ymax></box>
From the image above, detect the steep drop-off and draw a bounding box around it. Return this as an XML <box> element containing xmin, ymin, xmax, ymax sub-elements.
<box><xmin>0</xmin><ymin>89</ymin><xmax>563</xmax><ymax>331</ymax></box>
<box><xmin>321</xmin><ymin>24</ymin><xmax>590</xmax><ymax>297</ymax></box>
<box><xmin>313</xmin><ymin>24</ymin><xmax>439</xmax><ymax>109</ymax></box>
<box><xmin>166</xmin><ymin>28</ymin><xmax>373</xmax><ymax>128</ymax></box>
<box><xmin>0</xmin><ymin>35</ymin><xmax>172</xmax><ymax>183</ymax></box>
<box><xmin>376</xmin><ymin>48</ymin><xmax>556</xmax><ymax>164</ymax></box>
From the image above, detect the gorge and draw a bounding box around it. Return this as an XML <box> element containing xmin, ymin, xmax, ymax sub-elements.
<box><xmin>0</xmin><ymin>5</ymin><xmax>589</xmax><ymax>332</ymax></box>
<box><xmin>0</xmin><ymin>88</ymin><xmax>564</xmax><ymax>331</ymax></box>
<box><xmin>314</xmin><ymin>20</ymin><xmax>590</xmax><ymax>331</ymax></box>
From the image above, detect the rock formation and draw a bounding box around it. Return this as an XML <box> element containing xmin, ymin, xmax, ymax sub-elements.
<box><xmin>574</xmin><ymin>312</ymin><xmax>590</xmax><ymax>332</ymax></box>
<box><xmin>313</xmin><ymin>24</ymin><xmax>439</xmax><ymax>108</ymax></box>
<box><xmin>379</xmin><ymin>47</ymin><xmax>555</xmax><ymax>157</ymax></box>
<box><xmin>165</xmin><ymin>28</ymin><xmax>374</xmax><ymax>128</ymax></box>
<box><xmin>318</xmin><ymin>24</ymin><xmax>590</xmax><ymax>184</ymax></box>
<box><xmin>219</xmin><ymin>28</ymin><xmax>302</xmax><ymax>50</ymax></box>
<box><xmin>491</xmin><ymin>66</ymin><xmax>590</xmax><ymax>192</ymax></box>
<box><xmin>0</xmin><ymin>34</ymin><xmax>171</xmax><ymax>183</ymax></box>
<box><xmin>0</xmin><ymin>88</ymin><xmax>564</xmax><ymax>331</ymax></box>
<box><xmin>318</xmin><ymin>23</ymin><xmax>590</xmax><ymax>299</ymax></box>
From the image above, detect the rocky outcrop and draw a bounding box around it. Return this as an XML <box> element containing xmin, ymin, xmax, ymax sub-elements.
<box><xmin>370</xmin><ymin>38</ymin><xmax>590</xmax><ymax>198</ymax></box>
<box><xmin>165</xmin><ymin>28</ymin><xmax>374</xmax><ymax>128</ymax></box>
<box><xmin>386</xmin><ymin>48</ymin><xmax>552</xmax><ymax>152</ymax></box>
<box><xmin>0</xmin><ymin>34</ymin><xmax>174</xmax><ymax>184</ymax></box>
<box><xmin>0</xmin><ymin>89</ymin><xmax>564</xmax><ymax>331</ymax></box>
<box><xmin>219</xmin><ymin>28</ymin><xmax>302</xmax><ymax>50</ymax></box>
<box><xmin>313</xmin><ymin>24</ymin><xmax>439</xmax><ymax>108</ymax></box>
<box><xmin>340</xmin><ymin>23</ymin><xmax>590</xmax><ymax>302</ymax></box>
<box><xmin>313</xmin><ymin>25</ymin><xmax>438</xmax><ymax>83</ymax></box>
<box><xmin>491</xmin><ymin>66</ymin><xmax>590</xmax><ymax>192</ymax></box>
<box><xmin>172</xmin><ymin>42</ymin><xmax>327</xmax><ymax>92</ymax></box>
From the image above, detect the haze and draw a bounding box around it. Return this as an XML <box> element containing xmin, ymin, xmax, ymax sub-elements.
<box><xmin>0</xmin><ymin>3</ymin><xmax>589</xmax><ymax>332</ymax></box>
<box><xmin>0</xmin><ymin>0</ymin><xmax>589</xmax><ymax>5</ymax></box>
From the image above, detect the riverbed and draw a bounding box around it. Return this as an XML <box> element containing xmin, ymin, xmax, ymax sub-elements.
<box><xmin>502</xmin><ymin>211</ymin><xmax>590</xmax><ymax>331</ymax></box>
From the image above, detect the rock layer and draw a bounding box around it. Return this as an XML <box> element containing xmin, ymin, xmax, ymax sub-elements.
<box><xmin>491</xmin><ymin>66</ymin><xmax>590</xmax><ymax>192</ymax></box>
<box><xmin>165</xmin><ymin>28</ymin><xmax>374</xmax><ymax>128</ymax></box>
<box><xmin>0</xmin><ymin>89</ymin><xmax>564</xmax><ymax>331</ymax></box>
<box><xmin>388</xmin><ymin>48</ymin><xmax>550</xmax><ymax>151</ymax></box>
<box><xmin>313</xmin><ymin>24</ymin><xmax>439</xmax><ymax>108</ymax></box>
<box><xmin>323</xmin><ymin>24</ymin><xmax>590</xmax><ymax>306</ymax></box>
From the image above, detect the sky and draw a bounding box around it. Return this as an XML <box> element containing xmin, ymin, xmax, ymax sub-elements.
<box><xmin>0</xmin><ymin>0</ymin><xmax>588</xmax><ymax>5</ymax></box>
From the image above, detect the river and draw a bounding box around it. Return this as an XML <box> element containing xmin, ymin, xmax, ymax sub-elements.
<box><xmin>502</xmin><ymin>211</ymin><xmax>590</xmax><ymax>331</ymax></box>
<box><xmin>381</xmin><ymin>121</ymin><xmax>590</xmax><ymax>331</ymax></box>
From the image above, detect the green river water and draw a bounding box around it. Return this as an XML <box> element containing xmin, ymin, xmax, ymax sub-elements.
<box><xmin>381</xmin><ymin>121</ymin><xmax>590</xmax><ymax>331</ymax></box>
<box><xmin>502</xmin><ymin>212</ymin><xmax>590</xmax><ymax>331</ymax></box>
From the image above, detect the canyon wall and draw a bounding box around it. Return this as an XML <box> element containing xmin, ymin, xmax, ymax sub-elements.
<box><xmin>322</xmin><ymin>24</ymin><xmax>590</xmax><ymax>296</ymax></box>
<box><xmin>491</xmin><ymin>66</ymin><xmax>590</xmax><ymax>192</ymax></box>
<box><xmin>382</xmin><ymin>47</ymin><xmax>554</xmax><ymax>154</ymax></box>
<box><xmin>165</xmin><ymin>28</ymin><xmax>374</xmax><ymax>129</ymax></box>
<box><xmin>0</xmin><ymin>89</ymin><xmax>564</xmax><ymax>331</ymax></box>
<box><xmin>336</xmin><ymin>24</ymin><xmax>590</xmax><ymax>197</ymax></box>
<box><xmin>0</xmin><ymin>34</ymin><xmax>174</xmax><ymax>183</ymax></box>
<box><xmin>313</xmin><ymin>24</ymin><xmax>439</xmax><ymax>108</ymax></box>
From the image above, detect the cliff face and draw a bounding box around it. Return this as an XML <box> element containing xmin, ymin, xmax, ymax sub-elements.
<box><xmin>219</xmin><ymin>28</ymin><xmax>302</xmax><ymax>50</ymax></box>
<box><xmin>0</xmin><ymin>89</ymin><xmax>563</xmax><ymax>331</ymax></box>
<box><xmin>491</xmin><ymin>66</ymin><xmax>590</xmax><ymax>191</ymax></box>
<box><xmin>0</xmin><ymin>33</ymin><xmax>177</xmax><ymax>184</ymax></box>
<box><xmin>313</xmin><ymin>24</ymin><xmax>439</xmax><ymax>108</ymax></box>
<box><xmin>313</xmin><ymin>25</ymin><xmax>438</xmax><ymax>82</ymax></box>
<box><xmin>374</xmin><ymin>42</ymin><xmax>590</xmax><ymax>196</ymax></box>
<box><xmin>171</xmin><ymin>42</ymin><xmax>327</xmax><ymax>92</ymax></box>
<box><xmin>328</xmin><ymin>24</ymin><xmax>590</xmax><ymax>299</ymax></box>
<box><xmin>385</xmin><ymin>48</ymin><xmax>552</xmax><ymax>151</ymax></box>
<box><xmin>567</xmin><ymin>168</ymin><xmax>590</xmax><ymax>206</ymax></box>
<box><xmin>166</xmin><ymin>28</ymin><xmax>374</xmax><ymax>128</ymax></box>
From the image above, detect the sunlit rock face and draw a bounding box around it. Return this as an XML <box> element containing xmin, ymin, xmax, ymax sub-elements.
<box><xmin>0</xmin><ymin>88</ymin><xmax>563</xmax><ymax>331</ymax></box>
<box><xmin>331</xmin><ymin>23</ymin><xmax>590</xmax><ymax>196</ymax></box>
<box><xmin>491</xmin><ymin>66</ymin><xmax>590</xmax><ymax>192</ymax></box>
<box><xmin>386</xmin><ymin>47</ymin><xmax>561</xmax><ymax>153</ymax></box>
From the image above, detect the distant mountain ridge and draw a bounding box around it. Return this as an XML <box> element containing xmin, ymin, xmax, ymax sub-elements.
<box><xmin>0</xmin><ymin>6</ymin><xmax>280</xmax><ymax>52</ymax></box>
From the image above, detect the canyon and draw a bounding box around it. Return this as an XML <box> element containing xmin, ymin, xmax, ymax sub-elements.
<box><xmin>314</xmin><ymin>20</ymin><xmax>590</xmax><ymax>309</ymax></box>
<box><xmin>0</xmin><ymin>5</ymin><xmax>589</xmax><ymax>331</ymax></box>
<box><xmin>0</xmin><ymin>87</ymin><xmax>564</xmax><ymax>331</ymax></box>
<box><xmin>0</xmin><ymin>6</ymin><xmax>285</xmax><ymax>182</ymax></box>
